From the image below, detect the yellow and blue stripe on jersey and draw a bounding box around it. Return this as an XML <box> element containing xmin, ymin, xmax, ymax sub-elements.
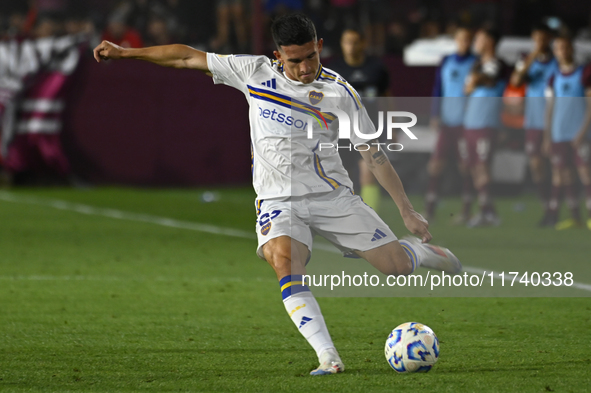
<box><xmin>311</xmin><ymin>141</ymin><xmax>342</xmax><ymax>190</ymax></box>
<box><xmin>271</xmin><ymin>59</ymin><xmax>284</xmax><ymax>72</ymax></box>
<box><xmin>316</xmin><ymin>67</ymin><xmax>362</xmax><ymax>110</ymax></box>
<box><xmin>314</xmin><ymin>64</ymin><xmax>324</xmax><ymax>80</ymax></box>
<box><xmin>314</xmin><ymin>153</ymin><xmax>340</xmax><ymax>189</ymax></box>
<box><xmin>246</xmin><ymin>84</ymin><xmax>336</xmax><ymax>128</ymax></box>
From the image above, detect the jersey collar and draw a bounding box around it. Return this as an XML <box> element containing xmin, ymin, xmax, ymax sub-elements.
<box><xmin>283</xmin><ymin>70</ymin><xmax>305</xmax><ymax>85</ymax></box>
<box><xmin>453</xmin><ymin>52</ymin><xmax>473</xmax><ymax>62</ymax></box>
<box><xmin>314</xmin><ymin>64</ymin><xmax>324</xmax><ymax>80</ymax></box>
<box><xmin>282</xmin><ymin>64</ymin><xmax>324</xmax><ymax>85</ymax></box>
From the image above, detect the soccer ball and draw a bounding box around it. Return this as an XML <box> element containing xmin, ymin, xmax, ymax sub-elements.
<box><xmin>384</xmin><ymin>322</ymin><xmax>439</xmax><ymax>373</ymax></box>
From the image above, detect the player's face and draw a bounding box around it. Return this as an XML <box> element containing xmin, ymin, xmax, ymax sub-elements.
<box><xmin>275</xmin><ymin>39</ymin><xmax>323</xmax><ymax>84</ymax></box>
<box><xmin>455</xmin><ymin>28</ymin><xmax>472</xmax><ymax>55</ymax></box>
<box><xmin>472</xmin><ymin>30</ymin><xmax>487</xmax><ymax>55</ymax></box>
<box><xmin>532</xmin><ymin>30</ymin><xmax>551</xmax><ymax>52</ymax></box>
<box><xmin>553</xmin><ymin>38</ymin><xmax>573</xmax><ymax>64</ymax></box>
<box><xmin>340</xmin><ymin>30</ymin><xmax>364</xmax><ymax>58</ymax></box>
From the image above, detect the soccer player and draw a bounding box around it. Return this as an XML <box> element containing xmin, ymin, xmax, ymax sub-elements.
<box><xmin>544</xmin><ymin>33</ymin><xmax>591</xmax><ymax>230</ymax></box>
<box><xmin>426</xmin><ymin>26</ymin><xmax>476</xmax><ymax>223</ymax></box>
<box><xmin>463</xmin><ymin>27</ymin><xmax>508</xmax><ymax>227</ymax></box>
<box><xmin>93</xmin><ymin>13</ymin><xmax>462</xmax><ymax>375</ymax></box>
<box><xmin>511</xmin><ymin>23</ymin><xmax>558</xmax><ymax>226</ymax></box>
<box><xmin>330</xmin><ymin>27</ymin><xmax>390</xmax><ymax>211</ymax></box>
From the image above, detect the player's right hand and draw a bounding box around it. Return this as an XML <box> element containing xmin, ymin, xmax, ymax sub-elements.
<box><xmin>93</xmin><ymin>41</ymin><xmax>124</xmax><ymax>63</ymax></box>
<box><xmin>402</xmin><ymin>209</ymin><xmax>432</xmax><ymax>243</ymax></box>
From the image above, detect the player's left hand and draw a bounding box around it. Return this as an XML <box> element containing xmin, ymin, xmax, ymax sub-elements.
<box><xmin>402</xmin><ymin>209</ymin><xmax>432</xmax><ymax>243</ymax></box>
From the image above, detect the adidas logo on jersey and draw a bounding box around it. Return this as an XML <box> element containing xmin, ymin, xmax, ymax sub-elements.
<box><xmin>261</xmin><ymin>78</ymin><xmax>277</xmax><ymax>89</ymax></box>
<box><xmin>299</xmin><ymin>316</ymin><xmax>313</xmax><ymax>328</ymax></box>
<box><xmin>371</xmin><ymin>229</ymin><xmax>387</xmax><ymax>242</ymax></box>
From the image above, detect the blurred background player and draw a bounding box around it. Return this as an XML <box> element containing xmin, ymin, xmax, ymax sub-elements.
<box><xmin>210</xmin><ymin>0</ymin><xmax>248</xmax><ymax>53</ymax></box>
<box><xmin>101</xmin><ymin>12</ymin><xmax>144</xmax><ymax>49</ymax></box>
<box><xmin>0</xmin><ymin>14</ymin><xmax>76</xmax><ymax>186</ymax></box>
<box><xmin>425</xmin><ymin>26</ymin><xmax>476</xmax><ymax>223</ymax></box>
<box><xmin>463</xmin><ymin>27</ymin><xmax>508</xmax><ymax>227</ymax></box>
<box><xmin>329</xmin><ymin>27</ymin><xmax>390</xmax><ymax>211</ymax></box>
<box><xmin>511</xmin><ymin>23</ymin><xmax>558</xmax><ymax>226</ymax></box>
<box><xmin>544</xmin><ymin>33</ymin><xmax>591</xmax><ymax>230</ymax></box>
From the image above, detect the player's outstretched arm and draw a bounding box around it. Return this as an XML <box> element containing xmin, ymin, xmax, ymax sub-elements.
<box><xmin>93</xmin><ymin>41</ymin><xmax>211</xmax><ymax>75</ymax></box>
<box><xmin>359</xmin><ymin>145</ymin><xmax>432</xmax><ymax>243</ymax></box>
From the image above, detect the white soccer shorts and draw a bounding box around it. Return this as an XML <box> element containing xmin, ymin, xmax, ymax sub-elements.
<box><xmin>255</xmin><ymin>187</ymin><xmax>397</xmax><ymax>261</ymax></box>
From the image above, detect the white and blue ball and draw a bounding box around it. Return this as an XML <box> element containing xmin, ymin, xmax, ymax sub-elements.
<box><xmin>384</xmin><ymin>322</ymin><xmax>439</xmax><ymax>373</ymax></box>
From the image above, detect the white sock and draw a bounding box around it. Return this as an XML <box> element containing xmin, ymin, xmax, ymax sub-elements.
<box><xmin>398</xmin><ymin>239</ymin><xmax>426</xmax><ymax>273</ymax></box>
<box><xmin>280</xmin><ymin>275</ymin><xmax>335</xmax><ymax>361</ymax></box>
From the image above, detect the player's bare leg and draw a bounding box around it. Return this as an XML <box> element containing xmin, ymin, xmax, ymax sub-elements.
<box><xmin>210</xmin><ymin>4</ymin><xmax>230</xmax><ymax>52</ymax></box>
<box><xmin>359</xmin><ymin>159</ymin><xmax>381</xmax><ymax>212</ymax></box>
<box><xmin>356</xmin><ymin>240</ymin><xmax>413</xmax><ymax>276</ymax></box>
<box><xmin>426</xmin><ymin>138</ymin><xmax>473</xmax><ymax>224</ymax></box>
<box><xmin>456</xmin><ymin>163</ymin><xmax>474</xmax><ymax>224</ymax></box>
<box><xmin>555</xmin><ymin>166</ymin><xmax>582</xmax><ymax>230</ymax></box>
<box><xmin>530</xmin><ymin>155</ymin><xmax>552</xmax><ymax>226</ymax></box>
<box><xmin>425</xmin><ymin>158</ymin><xmax>446</xmax><ymax>221</ymax></box>
<box><xmin>467</xmin><ymin>162</ymin><xmax>499</xmax><ymax>227</ymax></box>
<box><xmin>575</xmin><ymin>163</ymin><xmax>591</xmax><ymax>230</ymax></box>
<box><xmin>548</xmin><ymin>162</ymin><xmax>563</xmax><ymax>225</ymax></box>
<box><xmin>355</xmin><ymin>238</ymin><xmax>462</xmax><ymax>277</ymax></box>
<box><xmin>229</xmin><ymin>3</ymin><xmax>248</xmax><ymax>52</ymax></box>
<box><xmin>263</xmin><ymin>236</ymin><xmax>344</xmax><ymax>375</ymax></box>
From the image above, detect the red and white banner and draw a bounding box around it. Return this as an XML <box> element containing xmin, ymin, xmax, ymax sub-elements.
<box><xmin>0</xmin><ymin>35</ymin><xmax>84</xmax><ymax>176</ymax></box>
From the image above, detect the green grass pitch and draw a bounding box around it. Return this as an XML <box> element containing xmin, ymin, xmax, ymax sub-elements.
<box><xmin>0</xmin><ymin>187</ymin><xmax>590</xmax><ymax>392</ymax></box>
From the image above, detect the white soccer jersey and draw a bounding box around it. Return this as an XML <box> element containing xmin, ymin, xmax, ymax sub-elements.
<box><xmin>207</xmin><ymin>53</ymin><xmax>377</xmax><ymax>199</ymax></box>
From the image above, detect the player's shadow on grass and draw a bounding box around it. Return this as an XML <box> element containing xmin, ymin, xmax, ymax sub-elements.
<box><xmin>427</xmin><ymin>359</ymin><xmax>591</xmax><ymax>374</ymax></box>
<box><xmin>190</xmin><ymin>348</ymin><xmax>311</xmax><ymax>353</ymax></box>
<box><xmin>118</xmin><ymin>348</ymin><xmax>310</xmax><ymax>355</ymax></box>
<box><xmin>343</xmin><ymin>359</ymin><xmax>591</xmax><ymax>376</ymax></box>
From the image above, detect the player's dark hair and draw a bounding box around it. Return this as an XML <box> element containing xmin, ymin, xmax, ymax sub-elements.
<box><xmin>271</xmin><ymin>13</ymin><xmax>317</xmax><ymax>48</ymax></box>
<box><xmin>480</xmin><ymin>26</ymin><xmax>501</xmax><ymax>45</ymax></box>
<box><xmin>554</xmin><ymin>30</ymin><xmax>573</xmax><ymax>43</ymax></box>
<box><xmin>531</xmin><ymin>22</ymin><xmax>553</xmax><ymax>35</ymax></box>
<box><xmin>35</xmin><ymin>13</ymin><xmax>61</xmax><ymax>28</ymax></box>
<box><xmin>455</xmin><ymin>23</ymin><xmax>473</xmax><ymax>33</ymax></box>
<box><xmin>341</xmin><ymin>26</ymin><xmax>365</xmax><ymax>41</ymax></box>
